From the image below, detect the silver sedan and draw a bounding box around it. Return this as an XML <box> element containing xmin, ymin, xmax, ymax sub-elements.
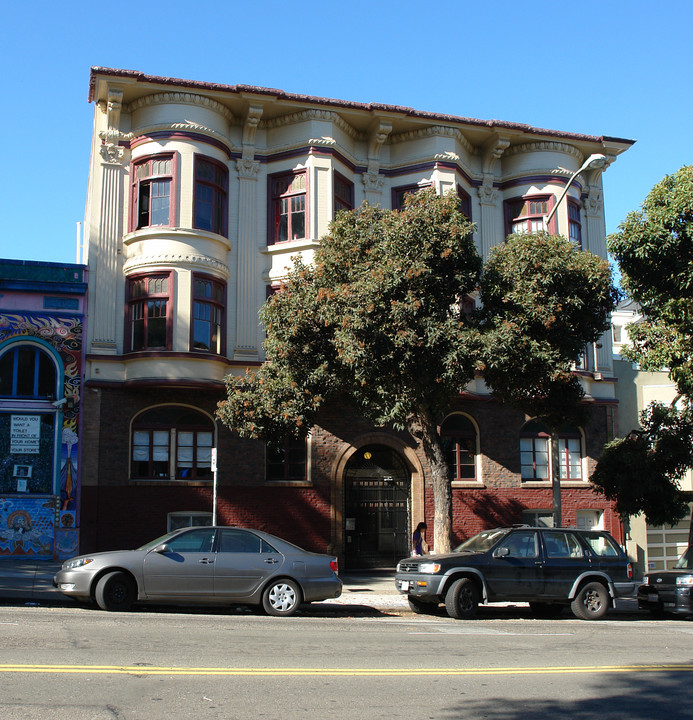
<box><xmin>54</xmin><ymin>526</ymin><xmax>342</xmax><ymax>616</ymax></box>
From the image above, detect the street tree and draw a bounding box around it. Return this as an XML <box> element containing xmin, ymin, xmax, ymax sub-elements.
<box><xmin>217</xmin><ymin>191</ymin><xmax>617</xmax><ymax>552</ymax></box>
<box><xmin>593</xmin><ymin>165</ymin><xmax>693</xmax><ymax>538</ymax></box>
<box><xmin>478</xmin><ymin>232</ymin><xmax>618</xmax><ymax>525</ymax></box>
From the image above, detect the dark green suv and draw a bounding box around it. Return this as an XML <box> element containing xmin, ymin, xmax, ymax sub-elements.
<box><xmin>395</xmin><ymin>526</ymin><xmax>635</xmax><ymax>620</ymax></box>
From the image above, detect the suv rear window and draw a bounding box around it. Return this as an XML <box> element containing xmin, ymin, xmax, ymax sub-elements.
<box><xmin>580</xmin><ymin>532</ymin><xmax>621</xmax><ymax>557</ymax></box>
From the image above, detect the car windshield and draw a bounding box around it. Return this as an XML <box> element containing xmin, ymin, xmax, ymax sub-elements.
<box><xmin>137</xmin><ymin>530</ymin><xmax>184</xmax><ymax>551</ymax></box>
<box><xmin>675</xmin><ymin>547</ymin><xmax>693</xmax><ymax>570</ymax></box>
<box><xmin>454</xmin><ymin>529</ymin><xmax>510</xmax><ymax>554</ymax></box>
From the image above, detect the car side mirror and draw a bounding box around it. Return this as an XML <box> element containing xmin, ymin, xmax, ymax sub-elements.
<box><xmin>493</xmin><ymin>547</ymin><xmax>510</xmax><ymax>558</ymax></box>
<box><xmin>153</xmin><ymin>543</ymin><xmax>170</xmax><ymax>554</ymax></box>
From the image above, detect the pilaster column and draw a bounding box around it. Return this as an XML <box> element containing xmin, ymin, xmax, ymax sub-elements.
<box><xmin>362</xmin><ymin>120</ymin><xmax>392</xmax><ymax>204</ymax></box>
<box><xmin>234</xmin><ymin>106</ymin><xmax>263</xmax><ymax>360</ymax></box>
<box><xmin>90</xmin><ymin>90</ymin><xmax>125</xmax><ymax>352</ymax></box>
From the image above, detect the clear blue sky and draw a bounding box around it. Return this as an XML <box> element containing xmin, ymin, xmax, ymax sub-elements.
<box><xmin>1</xmin><ymin>0</ymin><xmax>690</xmax><ymax>265</ymax></box>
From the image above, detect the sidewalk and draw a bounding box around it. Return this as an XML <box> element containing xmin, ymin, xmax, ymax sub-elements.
<box><xmin>0</xmin><ymin>560</ymin><xmax>640</xmax><ymax>615</ymax></box>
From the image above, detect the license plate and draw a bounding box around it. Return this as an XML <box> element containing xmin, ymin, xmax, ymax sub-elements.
<box><xmin>648</xmin><ymin>593</ymin><xmax>659</xmax><ymax>602</ymax></box>
<box><xmin>399</xmin><ymin>580</ymin><xmax>410</xmax><ymax>592</ymax></box>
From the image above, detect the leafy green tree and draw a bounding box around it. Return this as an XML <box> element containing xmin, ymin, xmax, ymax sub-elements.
<box><xmin>478</xmin><ymin>232</ymin><xmax>618</xmax><ymax>524</ymax></box>
<box><xmin>597</xmin><ymin>165</ymin><xmax>693</xmax><ymax>537</ymax></box>
<box><xmin>218</xmin><ymin>191</ymin><xmax>617</xmax><ymax>552</ymax></box>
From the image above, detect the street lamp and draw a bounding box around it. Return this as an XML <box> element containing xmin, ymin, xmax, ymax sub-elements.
<box><xmin>545</xmin><ymin>153</ymin><xmax>608</xmax><ymax>227</ymax></box>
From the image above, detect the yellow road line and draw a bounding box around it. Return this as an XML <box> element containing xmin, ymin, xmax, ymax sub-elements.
<box><xmin>1</xmin><ymin>664</ymin><xmax>692</xmax><ymax>677</ymax></box>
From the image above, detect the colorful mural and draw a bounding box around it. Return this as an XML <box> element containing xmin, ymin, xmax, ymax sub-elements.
<box><xmin>0</xmin><ymin>311</ymin><xmax>83</xmax><ymax>559</ymax></box>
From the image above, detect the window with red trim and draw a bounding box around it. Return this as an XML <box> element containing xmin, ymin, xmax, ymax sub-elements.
<box><xmin>131</xmin><ymin>155</ymin><xmax>175</xmax><ymax>230</ymax></box>
<box><xmin>194</xmin><ymin>156</ymin><xmax>228</xmax><ymax>236</ymax></box>
<box><xmin>505</xmin><ymin>195</ymin><xmax>554</xmax><ymax>235</ymax></box>
<box><xmin>334</xmin><ymin>172</ymin><xmax>354</xmax><ymax>215</ymax></box>
<box><xmin>457</xmin><ymin>185</ymin><xmax>472</xmax><ymax>220</ymax></box>
<box><xmin>441</xmin><ymin>414</ymin><xmax>477</xmax><ymax>480</ymax></box>
<box><xmin>520</xmin><ymin>420</ymin><xmax>583</xmax><ymax>481</ymax></box>
<box><xmin>270</xmin><ymin>171</ymin><xmax>307</xmax><ymax>244</ymax></box>
<box><xmin>191</xmin><ymin>274</ymin><xmax>225</xmax><ymax>354</ymax></box>
<box><xmin>392</xmin><ymin>183</ymin><xmax>432</xmax><ymax>210</ymax></box>
<box><xmin>127</xmin><ymin>273</ymin><xmax>172</xmax><ymax>351</ymax></box>
<box><xmin>568</xmin><ymin>200</ymin><xmax>582</xmax><ymax>247</ymax></box>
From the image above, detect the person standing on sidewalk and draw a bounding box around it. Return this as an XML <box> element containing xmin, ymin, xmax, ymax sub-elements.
<box><xmin>412</xmin><ymin>522</ymin><xmax>428</xmax><ymax>556</ymax></box>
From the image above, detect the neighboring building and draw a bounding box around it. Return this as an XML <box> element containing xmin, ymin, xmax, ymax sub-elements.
<box><xmin>0</xmin><ymin>260</ymin><xmax>87</xmax><ymax>559</ymax></box>
<box><xmin>81</xmin><ymin>67</ymin><xmax>633</xmax><ymax>567</ymax></box>
<box><xmin>612</xmin><ymin>300</ymin><xmax>693</xmax><ymax>574</ymax></box>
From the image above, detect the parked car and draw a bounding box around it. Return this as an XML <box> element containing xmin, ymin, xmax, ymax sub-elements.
<box><xmin>637</xmin><ymin>546</ymin><xmax>693</xmax><ymax>617</ymax></box>
<box><xmin>395</xmin><ymin>526</ymin><xmax>635</xmax><ymax>620</ymax></box>
<box><xmin>54</xmin><ymin>526</ymin><xmax>342</xmax><ymax>616</ymax></box>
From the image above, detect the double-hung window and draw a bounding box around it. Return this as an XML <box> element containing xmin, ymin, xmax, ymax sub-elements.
<box><xmin>270</xmin><ymin>171</ymin><xmax>307</xmax><ymax>244</ymax></box>
<box><xmin>441</xmin><ymin>414</ymin><xmax>477</xmax><ymax>481</ymax></box>
<box><xmin>568</xmin><ymin>200</ymin><xmax>582</xmax><ymax>247</ymax></box>
<box><xmin>131</xmin><ymin>155</ymin><xmax>175</xmax><ymax>230</ymax></box>
<box><xmin>505</xmin><ymin>195</ymin><xmax>555</xmax><ymax>235</ymax></box>
<box><xmin>131</xmin><ymin>407</ymin><xmax>214</xmax><ymax>481</ymax></box>
<box><xmin>334</xmin><ymin>172</ymin><xmax>354</xmax><ymax>215</ymax></box>
<box><xmin>392</xmin><ymin>183</ymin><xmax>432</xmax><ymax>210</ymax></box>
<box><xmin>191</xmin><ymin>274</ymin><xmax>225</xmax><ymax>354</ymax></box>
<box><xmin>520</xmin><ymin>420</ymin><xmax>583</xmax><ymax>481</ymax></box>
<box><xmin>194</xmin><ymin>156</ymin><xmax>228</xmax><ymax>236</ymax></box>
<box><xmin>266</xmin><ymin>437</ymin><xmax>307</xmax><ymax>482</ymax></box>
<box><xmin>127</xmin><ymin>273</ymin><xmax>171</xmax><ymax>351</ymax></box>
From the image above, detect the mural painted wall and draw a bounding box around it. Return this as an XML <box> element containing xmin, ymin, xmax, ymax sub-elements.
<box><xmin>0</xmin><ymin>302</ymin><xmax>84</xmax><ymax>559</ymax></box>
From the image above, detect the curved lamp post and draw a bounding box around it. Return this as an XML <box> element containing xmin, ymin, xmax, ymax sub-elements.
<box><xmin>545</xmin><ymin>153</ymin><xmax>607</xmax><ymax>228</ymax></box>
<box><xmin>544</xmin><ymin>152</ymin><xmax>607</xmax><ymax>528</ymax></box>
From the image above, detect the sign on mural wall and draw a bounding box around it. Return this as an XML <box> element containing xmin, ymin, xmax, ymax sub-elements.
<box><xmin>10</xmin><ymin>415</ymin><xmax>41</xmax><ymax>454</ymax></box>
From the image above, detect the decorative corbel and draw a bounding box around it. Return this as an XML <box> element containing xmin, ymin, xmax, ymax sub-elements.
<box><xmin>98</xmin><ymin>88</ymin><xmax>125</xmax><ymax>164</ymax></box>
<box><xmin>236</xmin><ymin>104</ymin><xmax>262</xmax><ymax>178</ymax></box>
<box><xmin>479</xmin><ymin>135</ymin><xmax>510</xmax><ymax>204</ymax></box>
<box><xmin>362</xmin><ymin>119</ymin><xmax>392</xmax><ymax>192</ymax></box>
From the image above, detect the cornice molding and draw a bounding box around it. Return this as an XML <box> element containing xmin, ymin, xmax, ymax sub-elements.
<box><xmin>390</xmin><ymin>125</ymin><xmax>475</xmax><ymax>156</ymax></box>
<box><xmin>504</xmin><ymin>141</ymin><xmax>583</xmax><ymax>161</ymax></box>
<box><xmin>123</xmin><ymin>253</ymin><xmax>230</xmax><ymax>278</ymax></box>
<box><xmin>126</xmin><ymin>122</ymin><xmax>236</xmax><ymax>154</ymax></box>
<box><xmin>126</xmin><ymin>92</ymin><xmax>237</xmax><ymax>124</ymax></box>
<box><xmin>261</xmin><ymin>109</ymin><xmax>364</xmax><ymax>140</ymax></box>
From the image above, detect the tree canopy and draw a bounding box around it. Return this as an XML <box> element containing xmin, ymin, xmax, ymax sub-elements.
<box><xmin>593</xmin><ymin>166</ymin><xmax>693</xmax><ymax>530</ymax></box>
<box><xmin>217</xmin><ymin>189</ymin><xmax>617</xmax><ymax>552</ymax></box>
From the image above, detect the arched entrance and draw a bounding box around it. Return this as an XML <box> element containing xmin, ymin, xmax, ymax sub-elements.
<box><xmin>343</xmin><ymin>444</ymin><xmax>410</xmax><ymax>569</ymax></box>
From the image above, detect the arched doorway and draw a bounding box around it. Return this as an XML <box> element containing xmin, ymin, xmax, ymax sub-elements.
<box><xmin>343</xmin><ymin>444</ymin><xmax>410</xmax><ymax>569</ymax></box>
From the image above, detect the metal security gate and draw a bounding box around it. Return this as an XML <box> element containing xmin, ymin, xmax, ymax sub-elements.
<box><xmin>344</xmin><ymin>444</ymin><xmax>410</xmax><ymax>569</ymax></box>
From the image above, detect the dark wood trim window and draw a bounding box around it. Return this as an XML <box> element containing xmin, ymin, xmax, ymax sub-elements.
<box><xmin>131</xmin><ymin>407</ymin><xmax>214</xmax><ymax>481</ymax></box>
<box><xmin>520</xmin><ymin>420</ymin><xmax>583</xmax><ymax>481</ymax></box>
<box><xmin>505</xmin><ymin>195</ymin><xmax>555</xmax><ymax>236</ymax></box>
<box><xmin>441</xmin><ymin>414</ymin><xmax>477</xmax><ymax>481</ymax></box>
<box><xmin>191</xmin><ymin>274</ymin><xmax>225</xmax><ymax>354</ymax></box>
<box><xmin>194</xmin><ymin>156</ymin><xmax>228</xmax><ymax>236</ymax></box>
<box><xmin>266</xmin><ymin>436</ymin><xmax>307</xmax><ymax>482</ymax></box>
<box><xmin>130</xmin><ymin>154</ymin><xmax>176</xmax><ymax>231</ymax></box>
<box><xmin>457</xmin><ymin>185</ymin><xmax>472</xmax><ymax>220</ymax></box>
<box><xmin>127</xmin><ymin>272</ymin><xmax>173</xmax><ymax>352</ymax></box>
<box><xmin>392</xmin><ymin>183</ymin><xmax>432</xmax><ymax>210</ymax></box>
<box><xmin>334</xmin><ymin>172</ymin><xmax>354</xmax><ymax>215</ymax></box>
<box><xmin>269</xmin><ymin>170</ymin><xmax>307</xmax><ymax>244</ymax></box>
<box><xmin>568</xmin><ymin>200</ymin><xmax>582</xmax><ymax>247</ymax></box>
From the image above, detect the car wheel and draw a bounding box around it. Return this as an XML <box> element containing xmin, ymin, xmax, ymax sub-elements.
<box><xmin>529</xmin><ymin>602</ymin><xmax>564</xmax><ymax>618</ymax></box>
<box><xmin>408</xmin><ymin>597</ymin><xmax>440</xmax><ymax>615</ymax></box>
<box><xmin>262</xmin><ymin>579</ymin><xmax>302</xmax><ymax>617</ymax></box>
<box><xmin>570</xmin><ymin>581</ymin><xmax>609</xmax><ymax>620</ymax></box>
<box><xmin>94</xmin><ymin>571</ymin><xmax>136</xmax><ymax>612</ymax></box>
<box><xmin>445</xmin><ymin>577</ymin><xmax>479</xmax><ymax>619</ymax></box>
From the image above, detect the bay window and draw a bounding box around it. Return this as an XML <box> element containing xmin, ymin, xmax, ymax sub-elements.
<box><xmin>191</xmin><ymin>274</ymin><xmax>225</xmax><ymax>354</ymax></box>
<box><xmin>505</xmin><ymin>195</ymin><xmax>555</xmax><ymax>235</ymax></box>
<box><xmin>270</xmin><ymin>170</ymin><xmax>307</xmax><ymax>244</ymax></box>
<box><xmin>127</xmin><ymin>273</ymin><xmax>172</xmax><ymax>352</ymax></box>
<box><xmin>334</xmin><ymin>172</ymin><xmax>354</xmax><ymax>215</ymax></box>
<box><xmin>194</xmin><ymin>156</ymin><xmax>228</xmax><ymax>236</ymax></box>
<box><xmin>131</xmin><ymin>154</ymin><xmax>176</xmax><ymax>230</ymax></box>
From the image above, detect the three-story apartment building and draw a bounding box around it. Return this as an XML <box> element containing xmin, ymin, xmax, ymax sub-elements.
<box><xmin>81</xmin><ymin>67</ymin><xmax>633</xmax><ymax>567</ymax></box>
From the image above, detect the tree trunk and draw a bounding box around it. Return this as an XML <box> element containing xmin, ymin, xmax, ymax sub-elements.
<box><xmin>410</xmin><ymin>406</ymin><xmax>453</xmax><ymax>554</ymax></box>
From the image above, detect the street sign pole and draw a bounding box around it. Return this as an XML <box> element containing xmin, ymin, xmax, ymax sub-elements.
<box><xmin>211</xmin><ymin>448</ymin><xmax>218</xmax><ymax>526</ymax></box>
